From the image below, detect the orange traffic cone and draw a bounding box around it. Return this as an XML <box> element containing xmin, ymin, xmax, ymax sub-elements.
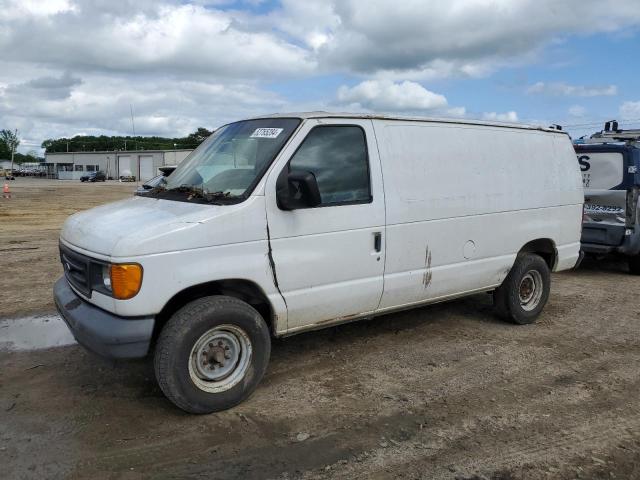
<box><xmin>3</xmin><ymin>183</ymin><xmax>10</xmax><ymax>199</ymax></box>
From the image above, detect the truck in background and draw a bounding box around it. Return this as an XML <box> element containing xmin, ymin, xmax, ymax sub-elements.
<box><xmin>575</xmin><ymin>121</ymin><xmax>640</xmax><ymax>274</ymax></box>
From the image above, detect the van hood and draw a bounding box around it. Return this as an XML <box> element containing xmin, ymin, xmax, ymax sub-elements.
<box><xmin>60</xmin><ymin>195</ymin><xmax>266</xmax><ymax>258</ymax></box>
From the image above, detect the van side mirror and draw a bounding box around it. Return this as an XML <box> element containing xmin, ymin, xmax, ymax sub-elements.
<box><xmin>276</xmin><ymin>170</ymin><xmax>322</xmax><ymax>210</ymax></box>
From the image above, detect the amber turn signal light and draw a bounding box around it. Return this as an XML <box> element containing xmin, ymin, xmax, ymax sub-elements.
<box><xmin>110</xmin><ymin>263</ymin><xmax>143</xmax><ymax>300</ymax></box>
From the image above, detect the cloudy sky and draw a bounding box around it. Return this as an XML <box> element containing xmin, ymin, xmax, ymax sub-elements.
<box><xmin>1</xmin><ymin>0</ymin><xmax>639</xmax><ymax>154</ymax></box>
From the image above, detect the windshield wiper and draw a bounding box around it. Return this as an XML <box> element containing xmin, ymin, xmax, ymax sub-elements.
<box><xmin>202</xmin><ymin>190</ymin><xmax>240</xmax><ymax>203</ymax></box>
<box><xmin>165</xmin><ymin>184</ymin><xmax>204</xmax><ymax>196</ymax></box>
<box><xmin>206</xmin><ymin>190</ymin><xmax>234</xmax><ymax>199</ymax></box>
<box><xmin>158</xmin><ymin>185</ymin><xmax>239</xmax><ymax>203</ymax></box>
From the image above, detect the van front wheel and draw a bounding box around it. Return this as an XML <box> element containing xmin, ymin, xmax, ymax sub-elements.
<box><xmin>629</xmin><ymin>255</ymin><xmax>640</xmax><ymax>275</ymax></box>
<box><xmin>154</xmin><ymin>296</ymin><xmax>271</xmax><ymax>414</ymax></box>
<box><xmin>493</xmin><ymin>253</ymin><xmax>551</xmax><ymax>325</ymax></box>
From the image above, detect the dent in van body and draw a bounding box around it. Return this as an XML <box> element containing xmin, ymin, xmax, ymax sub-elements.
<box><xmin>583</xmin><ymin>191</ymin><xmax>627</xmax><ymax>227</ymax></box>
<box><xmin>264</xmin><ymin>221</ymin><xmax>289</xmax><ymax>333</ymax></box>
<box><xmin>265</xmin><ymin>224</ymin><xmax>285</xmax><ymax>298</ymax></box>
<box><xmin>422</xmin><ymin>246</ymin><xmax>433</xmax><ymax>289</ymax></box>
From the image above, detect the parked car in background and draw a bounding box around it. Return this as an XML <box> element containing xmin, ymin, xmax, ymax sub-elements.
<box><xmin>13</xmin><ymin>167</ymin><xmax>46</xmax><ymax>177</ymax></box>
<box><xmin>119</xmin><ymin>169</ymin><xmax>136</xmax><ymax>182</ymax></box>
<box><xmin>135</xmin><ymin>166</ymin><xmax>176</xmax><ymax>196</ymax></box>
<box><xmin>80</xmin><ymin>171</ymin><xmax>107</xmax><ymax>182</ymax></box>
<box><xmin>575</xmin><ymin>121</ymin><xmax>640</xmax><ymax>274</ymax></box>
<box><xmin>4</xmin><ymin>169</ymin><xmax>15</xmax><ymax>180</ymax></box>
<box><xmin>55</xmin><ymin>113</ymin><xmax>583</xmax><ymax>414</ymax></box>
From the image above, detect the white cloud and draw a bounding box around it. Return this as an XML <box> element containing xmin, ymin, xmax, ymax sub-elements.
<box><xmin>527</xmin><ymin>82</ymin><xmax>617</xmax><ymax>97</ymax></box>
<box><xmin>266</xmin><ymin>0</ymin><xmax>640</xmax><ymax>84</ymax></box>
<box><xmin>482</xmin><ymin>111</ymin><xmax>519</xmax><ymax>122</ymax></box>
<box><xmin>2</xmin><ymin>0</ymin><xmax>640</xmax><ymax>149</ymax></box>
<box><xmin>568</xmin><ymin>105</ymin><xmax>587</xmax><ymax>117</ymax></box>
<box><xmin>0</xmin><ymin>72</ymin><xmax>289</xmax><ymax>153</ymax></box>
<box><xmin>5</xmin><ymin>72</ymin><xmax>82</xmax><ymax>101</ymax></box>
<box><xmin>620</xmin><ymin>101</ymin><xmax>640</xmax><ymax>119</ymax></box>
<box><xmin>445</xmin><ymin>107</ymin><xmax>467</xmax><ymax>118</ymax></box>
<box><xmin>309</xmin><ymin>0</ymin><xmax>640</xmax><ymax>79</ymax></box>
<box><xmin>0</xmin><ymin>0</ymin><xmax>76</xmax><ymax>20</ymax></box>
<box><xmin>337</xmin><ymin>80</ymin><xmax>448</xmax><ymax>112</ymax></box>
<box><xmin>255</xmin><ymin>0</ymin><xmax>340</xmax><ymax>52</ymax></box>
<box><xmin>0</xmin><ymin>3</ymin><xmax>315</xmax><ymax>79</ymax></box>
<box><xmin>2</xmin><ymin>1</ymin><xmax>640</xmax><ymax>83</ymax></box>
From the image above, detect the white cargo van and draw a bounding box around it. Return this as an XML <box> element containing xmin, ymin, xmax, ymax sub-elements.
<box><xmin>55</xmin><ymin>113</ymin><xmax>583</xmax><ymax>413</ymax></box>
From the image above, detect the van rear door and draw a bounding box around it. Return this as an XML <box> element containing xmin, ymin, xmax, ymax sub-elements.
<box><xmin>577</xmin><ymin>145</ymin><xmax>635</xmax><ymax>246</ymax></box>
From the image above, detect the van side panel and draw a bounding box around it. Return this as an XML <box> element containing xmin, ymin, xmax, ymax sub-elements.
<box><xmin>373</xmin><ymin>121</ymin><xmax>582</xmax><ymax>310</ymax></box>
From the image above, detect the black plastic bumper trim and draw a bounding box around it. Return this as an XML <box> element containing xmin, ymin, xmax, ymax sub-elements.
<box><xmin>54</xmin><ymin>277</ymin><xmax>154</xmax><ymax>359</ymax></box>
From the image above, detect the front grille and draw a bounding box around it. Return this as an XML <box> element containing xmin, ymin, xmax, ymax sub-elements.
<box><xmin>60</xmin><ymin>244</ymin><xmax>92</xmax><ymax>297</ymax></box>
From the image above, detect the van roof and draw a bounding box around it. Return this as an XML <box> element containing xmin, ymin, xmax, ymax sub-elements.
<box><xmin>250</xmin><ymin>111</ymin><xmax>565</xmax><ymax>134</ymax></box>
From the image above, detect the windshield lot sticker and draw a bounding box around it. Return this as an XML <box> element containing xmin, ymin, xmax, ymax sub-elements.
<box><xmin>250</xmin><ymin>128</ymin><xmax>283</xmax><ymax>139</ymax></box>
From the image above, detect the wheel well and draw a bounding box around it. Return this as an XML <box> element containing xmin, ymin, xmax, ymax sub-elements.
<box><xmin>518</xmin><ymin>239</ymin><xmax>557</xmax><ymax>270</ymax></box>
<box><xmin>152</xmin><ymin>279</ymin><xmax>275</xmax><ymax>341</ymax></box>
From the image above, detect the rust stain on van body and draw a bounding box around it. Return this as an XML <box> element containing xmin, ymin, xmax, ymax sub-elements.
<box><xmin>423</xmin><ymin>246</ymin><xmax>433</xmax><ymax>288</ymax></box>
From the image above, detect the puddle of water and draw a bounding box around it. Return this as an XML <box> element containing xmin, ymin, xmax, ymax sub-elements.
<box><xmin>0</xmin><ymin>314</ymin><xmax>77</xmax><ymax>352</ymax></box>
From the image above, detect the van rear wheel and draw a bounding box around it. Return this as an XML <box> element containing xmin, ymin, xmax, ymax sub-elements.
<box><xmin>494</xmin><ymin>253</ymin><xmax>550</xmax><ymax>325</ymax></box>
<box><xmin>154</xmin><ymin>296</ymin><xmax>271</xmax><ymax>414</ymax></box>
<box><xmin>629</xmin><ymin>255</ymin><xmax>640</xmax><ymax>275</ymax></box>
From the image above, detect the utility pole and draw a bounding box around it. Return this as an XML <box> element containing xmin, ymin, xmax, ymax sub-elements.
<box><xmin>10</xmin><ymin>129</ymin><xmax>17</xmax><ymax>173</ymax></box>
<box><xmin>130</xmin><ymin>104</ymin><xmax>138</xmax><ymax>150</ymax></box>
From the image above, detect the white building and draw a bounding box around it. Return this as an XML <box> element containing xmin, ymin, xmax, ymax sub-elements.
<box><xmin>44</xmin><ymin>149</ymin><xmax>193</xmax><ymax>181</ymax></box>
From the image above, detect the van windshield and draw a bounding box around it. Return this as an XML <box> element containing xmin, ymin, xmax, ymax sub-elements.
<box><xmin>149</xmin><ymin>118</ymin><xmax>301</xmax><ymax>204</ymax></box>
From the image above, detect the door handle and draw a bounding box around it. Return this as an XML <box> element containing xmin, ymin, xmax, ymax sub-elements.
<box><xmin>374</xmin><ymin>232</ymin><xmax>382</xmax><ymax>252</ymax></box>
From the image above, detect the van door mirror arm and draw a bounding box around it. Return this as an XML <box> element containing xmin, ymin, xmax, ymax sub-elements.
<box><xmin>276</xmin><ymin>169</ymin><xmax>322</xmax><ymax>210</ymax></box>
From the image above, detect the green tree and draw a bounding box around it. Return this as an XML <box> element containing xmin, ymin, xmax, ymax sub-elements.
<box><xmin>41</xmin><ymin>127</ymin><xmax>212</xmax><ymax>153</ymax></box>
<box><xmin>0</xmin><ymin>139</ymin><xmax>10</xmax><ymax>159</ymax></box>
<box><xmin>186</xmin><ymin>127</ymin><xmax>213</xmax><ymax>144</ymax></box>
<box><xmin>0</xmin><ymin>129</ymin><xmax>19</xmax><ymax>170</ymax></box>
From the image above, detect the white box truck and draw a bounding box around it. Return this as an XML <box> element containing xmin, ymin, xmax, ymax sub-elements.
<box><xmin>54</xmin><ymin>113</ymin><xmax>583</xmax><ymax>413</ymax></box>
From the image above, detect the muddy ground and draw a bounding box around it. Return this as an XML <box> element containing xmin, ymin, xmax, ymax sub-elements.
<box><xmin>0</xmin><ymin>178</ymin><xmax>134</xmax><ymax>318</ymax></box>
<box><xmin>1</xmin><ymin>180</ymin><xmax>639</xmax><ymax>479</ymax></box>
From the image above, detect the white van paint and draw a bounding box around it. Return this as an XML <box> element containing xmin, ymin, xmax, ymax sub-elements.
<box><xmin>373</xmin><ymin>121</ymin><xmax>581</xmax><ymax>313</ymax></box>
<box><xmin>58</xmin><ymin>112</ymin><xmax>582</xmax><ymax>335</ymax></box>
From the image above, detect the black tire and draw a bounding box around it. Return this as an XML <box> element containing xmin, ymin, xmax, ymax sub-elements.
<box><xmin>629</xmin><ymin>255</ymin><xmax>640</xmax><ymax>275</ymax></box>
<box><xmin>493</xmin><ymin>253</ymin><xmax>551</xmax><ymax>325</ymax></box>
<box><xmin>154</xmin><ymin>296</ymin><xmax>271</xmax><ymax>414</ymax></box>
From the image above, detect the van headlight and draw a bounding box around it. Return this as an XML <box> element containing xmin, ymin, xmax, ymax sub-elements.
<box><xmin>91</xmin><ymin>262</ymin><xmax>143</xmax><ymax>299</ymax></box>
<box><xmin>110</xmin><ymin>264</ymin><xmax>143</xmax><ymax>300</ymax></box>
<box><xmin>102</xmin><ymin>264</ymin><xmax>112</xmax><ymax>290</ymax></box>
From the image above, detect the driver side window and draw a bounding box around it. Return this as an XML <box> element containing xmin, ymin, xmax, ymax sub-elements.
<box><xmin>289</xmin><ymin>126</ymin><xmax>371</xmax><ymax>206</ymax></box>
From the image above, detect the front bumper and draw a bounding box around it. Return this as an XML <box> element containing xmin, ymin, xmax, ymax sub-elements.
<box><xmin>54</xmin><ymin>277</ymin><xmax>155</xmax><ymax>359</ymax></box>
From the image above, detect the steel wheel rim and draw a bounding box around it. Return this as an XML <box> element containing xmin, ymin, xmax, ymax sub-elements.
<box><xmin>188</xmin><ymin>324</ymin><xmax>252</xmax><ymax>393</ymax></box>
<box><xmin>519</xmin><ymin>270</ymin><xmax>543</xmax><ymax>312</ymax></box>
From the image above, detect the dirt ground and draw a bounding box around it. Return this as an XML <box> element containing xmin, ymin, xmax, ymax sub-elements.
<box><xmin>0</xmin><ymin>178</ymin><xmax>134</xmax><ymax>318</ymax></box>
<box><xmin>1</xmin><ymin>180</ymin><xmax>639</xmax><ymax>479</ymax></box>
